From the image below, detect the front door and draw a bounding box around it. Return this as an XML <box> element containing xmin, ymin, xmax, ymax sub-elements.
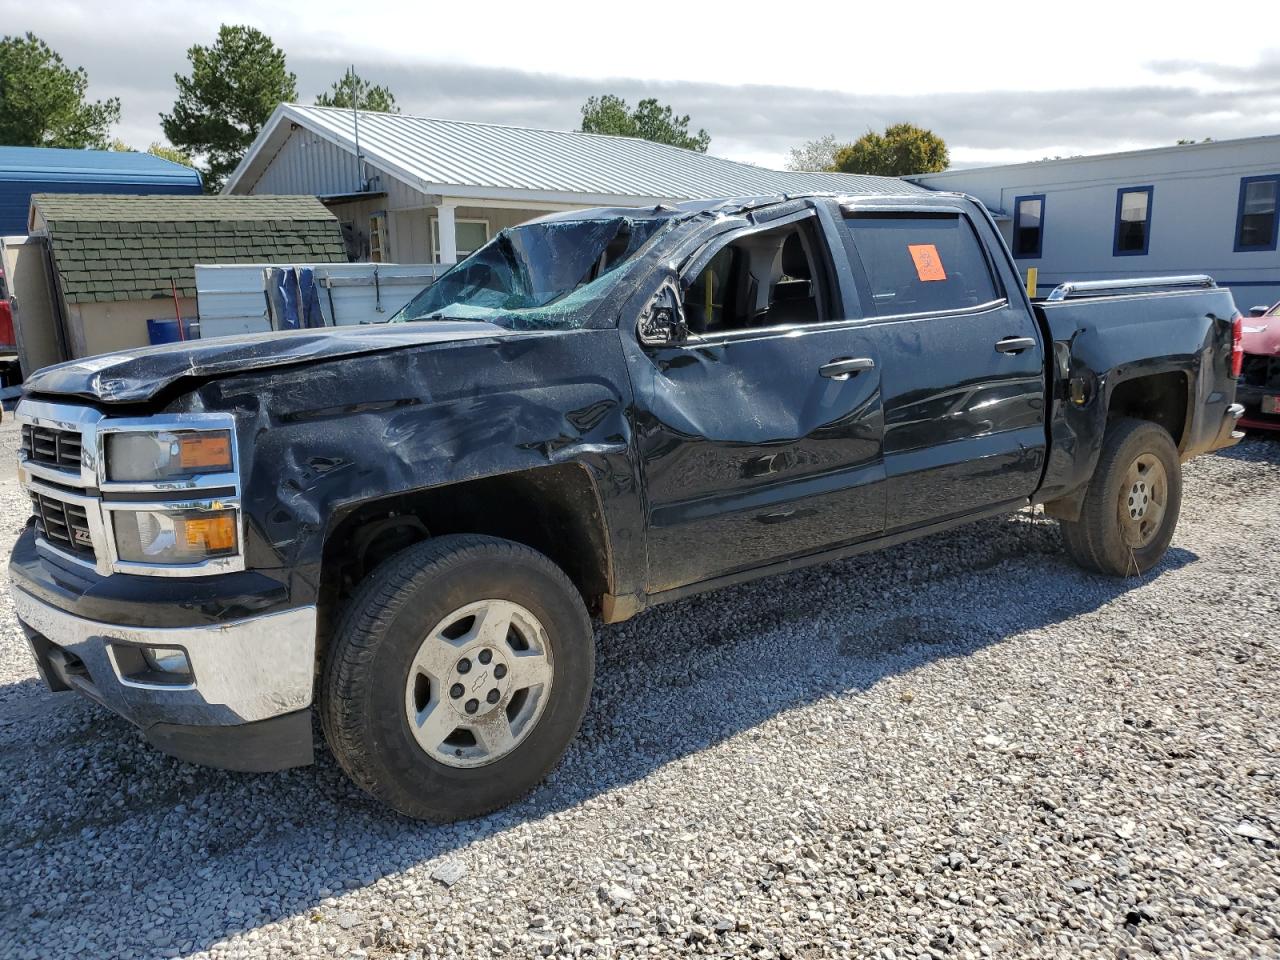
<box><xmin>626</xmin><ymin>213</ymin><xmax>887</xmax><ymax>593</ymax></box>
<box><xmin>836</xmin><ymin>203</ymin><xmax>1047</xmax><ymax>532</ymax></box>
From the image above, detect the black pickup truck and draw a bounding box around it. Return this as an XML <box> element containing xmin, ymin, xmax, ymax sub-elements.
<box><xmin>10</xmin><ymin>191</ymin><xmax>1245</xmax><ymax>820</ymax></box>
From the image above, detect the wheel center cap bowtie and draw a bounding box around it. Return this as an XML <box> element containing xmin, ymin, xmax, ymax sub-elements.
<box><xmin>449</xmin><ymin>647</ymin><xmax>510</xmax><ymax>717</ymax></box>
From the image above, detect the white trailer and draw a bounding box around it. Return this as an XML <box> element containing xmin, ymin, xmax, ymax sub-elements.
<box><xmin>195</xmin><ymin>262</ymin><xmax>446</xmax><ymax>340</ymax></box>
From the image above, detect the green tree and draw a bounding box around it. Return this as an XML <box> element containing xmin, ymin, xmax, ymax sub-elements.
<box><xmin>316</xmin><ymin>67</ymin><xmax>398</xmax><ymax>113</ymax></box>
<box><xmin>148</xmin><ymin>142</ymin><xmax>196</xmax><ymax>167</ymax></box>
<box><xmin>579</xmin><ymin>95</ymin><xmax>710</xmax><ymax>152</ymax></box>
<box><xmin>161</xmin><ymin>24</ymin><xmax>297</xmax><ymax>191</ymax></box>
<box><xmin>109</xmin><ymin>138</ymin><xmax>196</xmax><ymax>169</ymax></box>
<box><xmin>0</xmin><ymin>32</ymin><xmax>120</xmax><ymax>148</ymax></box>
<box><xmin>833</xmin><ymin>122</ymin><xmax>949</xmax><ymax>177</ymax></box>
<box><xmin>785</xmin><ymin>134</ymin><xmax>848</xmax><ymax>172</ymax></box>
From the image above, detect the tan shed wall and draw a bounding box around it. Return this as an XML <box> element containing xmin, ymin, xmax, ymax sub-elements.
<box><xmin>1</xmin><ymin>235</ymin><xmax>62</xmax><ymax>373</ymax></box>
<box><xmin>67</xmin><ymin>297</ymin><xmax>198</xmax><ymax>359</ymax></box>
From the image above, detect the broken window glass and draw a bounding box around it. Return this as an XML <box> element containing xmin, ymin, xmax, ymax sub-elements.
<box><xmin>392</xmin><ymin>217</ymin><xmax>668</xmax><ymax>329</ymax></box>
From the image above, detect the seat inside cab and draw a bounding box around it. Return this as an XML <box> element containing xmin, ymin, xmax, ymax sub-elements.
<box><xmin>683</xmin><ymin>221</ymin><xmax>829</xmax><ymax>334</ymax></box>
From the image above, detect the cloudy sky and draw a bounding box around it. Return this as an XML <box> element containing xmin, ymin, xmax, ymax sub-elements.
<box><xmin>6</xmin><ymin>0</ymin><xmax>1280</xmax><ymax>169</ymax></box>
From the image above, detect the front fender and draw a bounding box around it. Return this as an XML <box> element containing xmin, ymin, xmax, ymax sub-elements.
<box><xmin>182</xmin><ymin>329</ymin><xmax>646</xmax><ymax>605</ymax></box>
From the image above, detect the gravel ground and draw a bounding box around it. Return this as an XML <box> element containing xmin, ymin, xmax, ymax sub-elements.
<box><xmin>0</xmin><ymin>415</ymin><xmax>1277</xmax><ymax>960</ymax></box>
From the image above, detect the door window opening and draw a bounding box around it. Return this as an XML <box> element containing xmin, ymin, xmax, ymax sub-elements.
<box><xmin>683</xmin><ymin>221</ymin><xmax>830</xmax><ymax>335</ymax></box>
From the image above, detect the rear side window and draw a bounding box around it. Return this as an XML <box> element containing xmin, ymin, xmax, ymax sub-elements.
<box><xmin>841</xmin><ymin>213</ymin><xmax>1001</xmax><ymax>317</ymax></box>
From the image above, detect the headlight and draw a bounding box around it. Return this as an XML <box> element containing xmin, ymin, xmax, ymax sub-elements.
<box><xmin>106</xmin><ymin>430</ymin><xmax>233</xmax><ymax>482</ymax></box>
<box><xmin>113</xmin><ymin>508</ymin><xmax>238</xmax><ymax>564</ymax></box>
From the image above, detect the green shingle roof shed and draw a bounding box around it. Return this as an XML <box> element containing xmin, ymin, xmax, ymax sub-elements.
<box><xmin>29</xmin><ymin>194</ymin><xmax>347</xmax><ymax>304</ymax></box>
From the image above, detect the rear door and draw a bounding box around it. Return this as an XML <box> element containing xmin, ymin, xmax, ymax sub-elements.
<box><xmin>625</xmin><ymin>209</ymin><xmax>886</xmax><ymax>593</ymax></box>
<box><xmin>836</xmin><ymin>200</ymin><xmax>1047</xmax><ymax>531</ymax></box>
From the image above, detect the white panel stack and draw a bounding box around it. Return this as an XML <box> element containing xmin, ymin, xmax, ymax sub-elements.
<box><xmin>194</xmin><ymin>262</ymin><xmax>447</xmax><ymax>340</ymax></box>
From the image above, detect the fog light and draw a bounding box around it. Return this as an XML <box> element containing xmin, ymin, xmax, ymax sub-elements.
<box><xmin>111</xmin><ymin>642</ymin><xmax>194</xmax><ymax>686</ymax></box>
<box><xmin>142</xmin><ymin>646</ymin><xmax>191</xmax><ymax>675</ymax></box>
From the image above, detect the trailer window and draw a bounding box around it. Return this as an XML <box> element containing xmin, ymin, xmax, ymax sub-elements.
<box><xmin>841</xmin><ymin>213</ymin><xmax>1001</xmax><ymax>317</ymax></box>
<box><xmin>1114</xmin><ymin>187</ymin><xmax>1153</xmax><ymax>256</ymax></box>
<box><xmin>1236</xmin><ymin>175</ymin><xmax>1280</xmax><ymax>251</ymax></box>
<box><xmin>1012</xmin><ymin>195</ymin><xmax>1044</xmax><ymax>258</ymax></box>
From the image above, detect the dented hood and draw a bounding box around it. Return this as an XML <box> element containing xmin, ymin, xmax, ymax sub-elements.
<box><xmin>23</xmin><ymin>321</ymin><xmax>512</xmax><ymax>404</ymax></box>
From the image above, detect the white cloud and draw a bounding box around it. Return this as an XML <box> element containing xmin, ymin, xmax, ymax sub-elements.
<box><xmin>5</xmin><ymin>0</ymin><xmax>1279</xmax><ymax>167</ymax></box>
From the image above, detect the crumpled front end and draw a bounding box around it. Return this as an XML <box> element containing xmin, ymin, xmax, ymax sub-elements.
<box><xmin>9</xmin><ymin>397</ymin><xmax>318</xmax><ymax>771</ymax></box>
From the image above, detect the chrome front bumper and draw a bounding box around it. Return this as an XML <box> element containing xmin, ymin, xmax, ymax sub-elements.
<box><xmin>12</xmin><ymin>586</ymin><xmax>317</xmax><ymax>731</ymax></box>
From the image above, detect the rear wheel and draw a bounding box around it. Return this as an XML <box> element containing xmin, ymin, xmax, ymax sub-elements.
<box><xmin>1060</xmin><ymin>417</ymin><xmax>1182</xmax><ymax>577</ymax></box>
<box><xmin>321</xmin><ymin>534</ymin><xmax>594</xmax><ymax>821</ymax></box>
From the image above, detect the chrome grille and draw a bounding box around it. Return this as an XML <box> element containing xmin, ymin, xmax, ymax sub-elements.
<box><xmin>30</xmin><ymin>491</ymin><xmax>96</xmax><ymax>560</ymax></box>
<box><xmin>20</xmin><ymin>424</ymin><xmax>83</xmax><ymax>470</ymax></box>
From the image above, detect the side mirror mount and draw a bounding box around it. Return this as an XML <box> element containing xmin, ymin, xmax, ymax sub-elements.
<box><xmin>637</xmin><ymin>281</ymin><xmax>688</xmax><ymax>346</ymax></box>
<box><xmin>1249</xmin><ymin>305</ymin><xmax>1270</xmax><ymax>317</ymax></box>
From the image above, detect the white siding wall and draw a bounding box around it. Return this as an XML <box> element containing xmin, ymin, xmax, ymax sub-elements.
<box><xmin>913</xmin><ymin>138</ymin><xmax>1280</xmax><ymax>307</ymax></box>
<box><xmin>392</xmin><ymin>208</ymin><xmax>431</xmax><ymax>263</ymax></box>
<box><xmin>325</xmin><ymin>196</ymin><xmax>385</xmax><ymax>260</ymax></box>
<box><xmin>390</xmin><ymin>205</ymin><xmax>551</xmax><ymax>262</ymax></box>
<box><xmin>246</xmin><ymin>128</ymin><xmax>363</xmax><ymax>197</ymax></box>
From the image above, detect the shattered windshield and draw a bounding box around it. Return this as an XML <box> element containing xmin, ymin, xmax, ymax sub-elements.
<box><xmin>391</xmin><ymin>216</ymin><xmax>668</xmax><ymax>329</ymax></box>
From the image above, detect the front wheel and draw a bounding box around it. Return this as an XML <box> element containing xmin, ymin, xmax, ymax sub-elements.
<box><xmin>1060</xmin><ymin>417</ymin><xmax>1182</xmax><ymax>577</ymax></box>
<box><xmin>321</xmin><ymin>534</ymin><xmax>594</xmax><ymax>821</ymax></box>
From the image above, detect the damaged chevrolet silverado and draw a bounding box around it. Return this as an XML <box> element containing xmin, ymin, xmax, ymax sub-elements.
<box><xmin>10</xmin><ymin>192</ymin><xmax>1245</xmax><ymax>820</ymax></box>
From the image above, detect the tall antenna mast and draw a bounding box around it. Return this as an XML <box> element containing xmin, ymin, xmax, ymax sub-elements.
<box><xmin>351</xmin><ymin>65</ymin><xmax>362</xmax><ymax>192</ymax></box>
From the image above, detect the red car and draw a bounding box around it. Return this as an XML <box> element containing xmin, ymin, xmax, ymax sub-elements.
<box><xmin>0</xmin><ymin>268</ymin><xmax>11</xmax><ymax>348</ymax></box>
<box><xmin>1239</xmin><ymin>301</ymin><xmax>1280</xmax><ymax>432</ymax></box>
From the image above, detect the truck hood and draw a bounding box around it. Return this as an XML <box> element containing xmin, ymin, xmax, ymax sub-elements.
<box><xmin>1242</xmin><ymin>317</ymin><xmax>1280</xmax><ymax>357</ymax></box>
<box><xmin>23</xmin><ymin>321</ymin><xmax>513</xmax><ymax>404</ymax></box>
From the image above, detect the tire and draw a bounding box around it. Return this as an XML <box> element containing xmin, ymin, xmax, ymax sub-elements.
<box><xmin>321</xmin><ymin>534</ymin><xmax>594</xmax><ymax>821</ymax></box>
<box><xmin>1060</xmin><ymin>417</ymin><xmax>1182</xmax><ymax>577</ymax></box>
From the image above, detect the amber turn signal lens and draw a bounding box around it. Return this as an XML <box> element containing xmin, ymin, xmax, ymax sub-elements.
<box><xmin>178</xmin><ymin>432</ymin><xmax>232</xmax><ymax>471</ymax></box>
<box><xmin>179</xmin><ymin>514</ymin><xmax>237</xmax><ymax>552</ymax></box>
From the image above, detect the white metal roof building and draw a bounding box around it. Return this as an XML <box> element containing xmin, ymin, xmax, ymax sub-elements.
<box><xmin>224</xmin><ymin>104</ymin><xmax>926</xmax><ymax>265</ymax></box>
<box><xmin>908</xmin><ymin>135</ymin><xmax>1280</xmax><ymax>309</ymax></box>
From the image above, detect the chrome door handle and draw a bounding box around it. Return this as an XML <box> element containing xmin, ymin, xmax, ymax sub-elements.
<box><xmin>995</xmin><ymin>336</ymin><xmax>1036</xmax><ymax>354</ymax></box>
<box><xmin>819</xmin><ymin>357</ymin><xmax>875</xmax><ymax>380</ymax></box>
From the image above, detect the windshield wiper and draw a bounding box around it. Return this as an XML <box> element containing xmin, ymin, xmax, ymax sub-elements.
<box><xmin>400</xmin><ymin>311</ymin><xmax>458</xmax><ymax>323</ymax></box>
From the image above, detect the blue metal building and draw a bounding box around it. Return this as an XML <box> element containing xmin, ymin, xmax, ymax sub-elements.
<box><xmin>0</xmin><ymin>147</ymin><xmax>203</xmax><ymax>235</ymax></box>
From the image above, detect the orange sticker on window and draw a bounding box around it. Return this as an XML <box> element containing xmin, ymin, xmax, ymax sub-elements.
<box><xmin>908</xmin><ymin>244</ymin><xmax>947</xmax><ymax>281</ymax></box>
